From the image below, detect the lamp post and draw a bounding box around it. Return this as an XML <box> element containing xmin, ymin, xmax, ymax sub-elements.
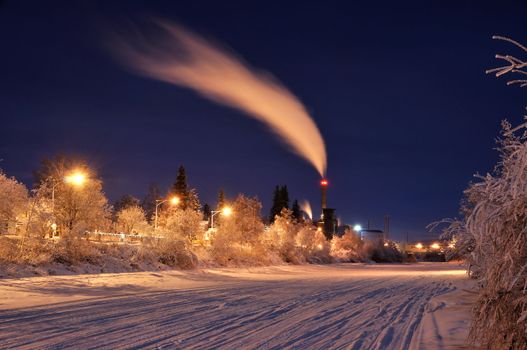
<box><xmin>154</xmin><ymin>196</ymin><xmax>180</xmax><ymax>231</ymax></box>
<box><xmin>210</xmin><ymin>206</ymin><xmax>232</xmax><ymax>229</ymax></box>
<box><xmin>49</xmin><ymin>179</ymin><xmax>59</xmax><ymax>238</ymax></box>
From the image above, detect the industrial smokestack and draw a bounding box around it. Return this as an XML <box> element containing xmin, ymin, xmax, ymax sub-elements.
<box><xmin>320</xmin><ymin>179</ymin><xmax>328</xmax><ymax>216</ymax></box>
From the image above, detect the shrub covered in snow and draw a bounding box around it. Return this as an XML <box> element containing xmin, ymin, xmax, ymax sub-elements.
<box><xmin>160</xmin><ymin>207</ymin><xmax>204</xmax><ymax>242</ymax></box>
<box><xmin>265</xmin><ymin>208</ymin><xmax>330</xmax><ymax>264</ymax></box>
<box><xmin>210</xmin><ymin>195</ymin><xmax>273</xmax><ymax>266</ymax></box>
<box><xmin>115</xmin><ymin>205</ymin><xmax>150</xmax><ymax>234</ymax></box>
<box><xmin>440</xmin><ymin>36</ymin><xmax>527</xmax><ymax>349</ymax></box>
<box><xmin>443</xmin><ymin>121</ymin><xmax>527</xmax><ymax>348</ymax></box>
<box><xmin>0</xmin><ymin>171</ymin><xmax>28</xmax><ymax>227</ymax></box>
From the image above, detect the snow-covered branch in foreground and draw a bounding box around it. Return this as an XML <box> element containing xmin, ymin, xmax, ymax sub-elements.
<box><xmin>486</xmin><ymin>36</ymin><xmax>527</xmax><ymax>88</ymax></box>
<box><xmin>444</xmin><ymin>121</ymin><xmax>527</xmax><ymax>348</ymax></box>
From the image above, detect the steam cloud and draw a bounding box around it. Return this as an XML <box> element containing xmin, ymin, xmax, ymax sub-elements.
<box><xmin>300</xmin><ymin>200</ymin><xmax>313</xmax><ymax>220</ymax></box>
<box><xmin>111</xmin><ymin>19</ymin><xmax>327</xmax><ymax>176</ymax></box>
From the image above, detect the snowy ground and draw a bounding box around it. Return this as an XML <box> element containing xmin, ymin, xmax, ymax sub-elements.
<box><xmin>0</xmin><ymin>263</ymin><xmax>474</xmax><ymax>349</ymax></box>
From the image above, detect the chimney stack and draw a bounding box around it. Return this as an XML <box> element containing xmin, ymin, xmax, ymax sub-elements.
<box><xmin>320</xmin><ymin>179</ymin><xmax>328</xmax><ymax>213</ymax></box>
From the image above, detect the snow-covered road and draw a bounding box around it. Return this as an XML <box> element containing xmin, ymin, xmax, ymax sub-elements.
<box><xmin>0</xmin><ymin>263</ymin><xmax>472</xmax><ymax>349</ymax></box>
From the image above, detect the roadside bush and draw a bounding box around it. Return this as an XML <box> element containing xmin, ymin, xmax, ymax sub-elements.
<box><xmin>330</xmin><ymin>231</ymin><xmax>363</xmax><ymax>262</ymax></box>
<box><xmin>152</xmin><ymin>239</ymin><xmax>198</xmax><ymax>269</ymax></box>
<box><xmin>362</xmin><ymin>240</ymin><xmax>402</xmax><ymax>263</ymax></box>
<box><xmin>53</xmin><ymin>234</ymin><xmax>99</xmax><ymax>265</ymax></box>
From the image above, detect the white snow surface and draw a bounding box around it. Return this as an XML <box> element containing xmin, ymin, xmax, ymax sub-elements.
<box><xmin>0</xmin><ymin>263</ymin><xmax>474</xmax><ymax>349</ymax></box>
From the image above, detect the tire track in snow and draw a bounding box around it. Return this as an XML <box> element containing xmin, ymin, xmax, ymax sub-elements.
<box><xmin>0</xmin><ymin>264</ymin><xmax>463</xmax><ymax>350</ymax></box>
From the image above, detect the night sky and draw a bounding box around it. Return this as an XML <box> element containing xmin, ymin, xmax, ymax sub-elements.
<box><xmin>1</xmin><ymin>1</ymin><xmax>526</xmax><ymax>240</ymax></box>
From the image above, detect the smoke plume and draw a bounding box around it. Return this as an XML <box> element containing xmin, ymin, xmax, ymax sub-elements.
<box><xmin>300</xmin><ymin>200</ymin><xmax>313</xmax><ymax>220</ymax></box>
<box><xmin>110</xmin><ymin>19</ymin><xmax>327</xmax><ymax>176</ymax></box>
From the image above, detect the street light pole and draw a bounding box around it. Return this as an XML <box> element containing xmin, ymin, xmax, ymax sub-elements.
<box><xmin>210</xmin><ymin>210</ymin><xmax>220</xmax><ymax>229</ymax></box>
<box><xmin>154</xmin><ymin>196</ymin><xmax>180</xmax><ymax>231</ymax></box>
<box><xmin>210</xmin><ymin>206</ymin><xmax>233</xmax><ymax>229</ymax></box>
<box><xmin>49</xmin><ymin>178</ymin><xmax>60</xmax><ymax>238</ymax></box>
<box><xmin>154</xmin><ymin>199</ymin><xmax>165</xmax><ymax>231</ymax></box>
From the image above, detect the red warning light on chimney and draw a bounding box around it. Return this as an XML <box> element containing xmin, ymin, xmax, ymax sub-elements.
<box><xmin>320</xmin><ymin>179</ymin><xmax>328</xmax><ymax>186</ymax></box>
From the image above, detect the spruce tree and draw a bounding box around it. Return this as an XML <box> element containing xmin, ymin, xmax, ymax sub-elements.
<box><xmin>217</xmin><ymin>188</ymin><xmax>225</xmax><ymax>210</ymax></box>
<box><xmin>202</xmin><ymin>203</ymin><xmax>211</xmax><ymax>221</ymax></box>
<box><xmin>279</xmin><ymin>185</ymin><xmax>290</xmax><ymax>210</ymax></box>
<box><xmin>269</xmin><ymin>185</ymin><xmax>281</xmax><ymax>223</ymax></box>
<box><xmin>172</xmin><ymin>165</ymin><xmax>189</xmax><ymax>209</ymax></box>
<box><xmin>292</xmin><ymin>199</ymin><xmax>302</xmax><ymax>221</ymax></box>
<box><xmin>114</xmin><ymin>194</ymin><xmax>140</xmax><ymax>214</ymax></box>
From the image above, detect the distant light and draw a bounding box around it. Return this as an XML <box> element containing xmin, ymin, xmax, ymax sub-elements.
<box><xmin>170</xmin><ymin>196</ymin><xmax>180</xmax><ymax>205</ymax></box>
<box><xmin>320</xmin><ymin>179</ymin><xmax>328</xmax><ymax>187</ymax></box>
<box><xmin>222</xmin><ymin>206</ymin><xmax>233</xmax><ymax>216</ymax></box>
<box><xmin>317</xmin><ymin>227</ymin><xmax>322</xmax><ymax>232</ymax></box>
<box><xmin>430</xmin><ymin>243</ymin><xmax>440</xmax><ymax>250</ymax></box>
<box><xmin>448</xmin><ymin>243</ymin><xmax>455</xmax><ymax>249</ymax></box>
<box><xmin>384</xmin><ymin>242</ymin><xmax>389</xmax><ymax>247</ymax></box>
<box><xmin>415</xmin><ymin>243</ymin><xmax>423</xmax><ymax>249</ymax></box>
<box><xmin>353</xmin><ymin>224</ymin><xmax>362</xmax><ymax>232</ymax></box>
<box><xmin>317</xmin><ymin>244</ymin><xmax>323</xmax><ymax>250</ymax></box>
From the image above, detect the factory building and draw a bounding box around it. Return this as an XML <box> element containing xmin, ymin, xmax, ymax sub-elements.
<box><xmin>360</xmin><ymin>229</ymin><xmax>384</xmax><ymax>241</ymax></box>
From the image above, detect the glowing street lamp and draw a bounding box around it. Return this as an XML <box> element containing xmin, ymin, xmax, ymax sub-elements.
<box><xmin>430</xmin><ymin>243</ymin><xmax>441</xmax><ymax>250</ymax></box>
<box><xmin>64</xmin><ymin>171</ymin><xmax>87</xmax><ymax>186</ymax></box>
<box><xmin>353</xmin><ymin>224</ymin><xmax>362</xmax><ymax>232</ymax></box>
<box><xmin>210</xmin><ymin>206</ymin><xmax>233</xmax><ymax>229</ymax></box>
<box><xmin>154</xmin><ymin>196</ymin><xmax>180</xmax><ymax>231</ymax></box>
<box><xmin>415</xmin><ymin>243</ymin><xmax>423</xmax><ymax>249</ymax></box>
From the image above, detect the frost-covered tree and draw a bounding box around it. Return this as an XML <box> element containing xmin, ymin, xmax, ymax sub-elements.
<box><xmin>187</xmin><ymin>188</ymin><xmax>201</xmax><ymax>211</ymax></box>
<box><xmin>295</xmin><ymin>223</ymin><xmax>331</xmax><ymax>263</ymax></box>
<box><xmin>24</xmin><ymin>186</ymin><xmax>53</xmax><ymax>238</ymax></box>
<box><xmin>216</xmin><ymin>194</ymin><xmax>264</xmax><ymax>245</ymax></box>
<box><xmin>266</xmin><ymin>208</ymin><xmax>294</xmax><ymax>243</ymax></box>
<box><xmin>160</xmin><ymin>207</ymin><xmax>204</xmax><ymax>242</ymax></box>
<box><xmin>115</xmin><ymin>205</ymin><xmax>149</xmax><ymax>233</ymax></box>
<box><xmin>211</xmin><ymin>195</ymin><xmax>268</xmax><ymax>265</ymax></box>
<box><xmin>49</xmin><ymin>175</ymin><xmax>111</xmax><ymax>235</ymax></box>
<box><xmin>33</xmin><ymin>154</ymin><xmax>85</xmax><ymax>187</ymax></box>
<box><xmin>114</xmin><ymin>194</ymin><xmax>140</xmax><ymax>214</ymax></box>
<box><xmin>486</xmin><ymin>36</ymin><xmax>527</xmax><ymax>88</ymax></box>
<box><xmin>266</xmin><ymin>208</ymin><xmax>303</xmax><ymax>263</ymax></box>
<box><xmin>441</xmin><ymin>36</ymin><xmax>527</xmax><ymax>349</ymax></box>
<box><xmin>0</xmin><ymin>171</ymin><xmax>28</xmax><ymax>227</ymax></box>
<box><xmin>330</xmin><ymin>230</ymin><xmax>363</xmax><ymax>262</ymax></box>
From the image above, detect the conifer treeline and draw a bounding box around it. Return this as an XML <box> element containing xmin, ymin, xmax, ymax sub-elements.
<box><xmin>117</xmin><ymin>166</ymin><xmax>303</xmax><ymax>224</ymax></box>
<box><xmin>269</xmin><ymin>185</ymin><xmax>302</xmax><ymax>222</ymax></box>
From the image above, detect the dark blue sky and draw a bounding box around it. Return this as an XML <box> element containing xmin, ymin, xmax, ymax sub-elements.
<box><xmin>1</xmin><ymin>1</ymin><xmax>526</xmax><ymax>240</ymax></box>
